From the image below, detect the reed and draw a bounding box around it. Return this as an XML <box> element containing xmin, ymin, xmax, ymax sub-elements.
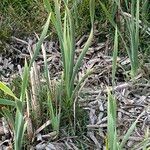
<box><xmin>44</xmin><ymin>0</ymin><xmax>95</xmax><ymax>112</ymax></box>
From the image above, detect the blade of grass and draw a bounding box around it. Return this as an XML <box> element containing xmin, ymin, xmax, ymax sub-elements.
<box><xmin>20</xmin><ymin>59</ymin><xmax>29</xmax><ymax>102</ymax></box>
<box><xmin>99</xmin><ymin>0</ymin><xmax>140</xmax><ymax>78</ymax></box>
<box><xmin>43</xmin><ymin>1</ymin><xmax>95</xmax><ymax>125</ymax></box>
<box><xmin>70</xmin><ymin>27</ymin><xmax>94</xmax><ymax>92</ymax></box>
<box><xmin>41</xmin><ymin>40</ymin><xmax>60</xmax><ymax>133</ymax></box>
<box><xmin>0</xmin><ymin>98</ymin><xmax>15</xmax><ymax>106</ymax></box>
<box><xmin>14</xmin><ymin>59</ymin><xmax>29</xmax><ymax>150</ymax></box>
<box><xmin>131</xmin><ymin>138</ymin><xmax>150</xmax><ymax>150</ymax></box>
<box><xmin>120</xmin><ymin>110</ymin><xmax>145</xmax><ymax>148</ymax></box>
<box><xmin>107</xmin><ymin>88</ymin><xmax>117</xmax><ymax>149</ymax></box>
<box><xmin>29</xmin><ymin>13</ymin><xmax>51</xmax><ymax>68</ymax></box>
<box><xmin>0</xmin><ymin>81</ymin><xmax>17</xmax><ymax>99</ymax></box>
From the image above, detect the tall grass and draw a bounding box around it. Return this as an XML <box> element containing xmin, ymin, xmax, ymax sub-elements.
<box><xmin>106</xmin><ymin>89</ymin><xmax>145</xmax><ymax>150</ymax></box>
<box><xmin>0</xmin><ymin>60</ymin><xmax>28</xmax><ymax>150</ymax></box>
<box><xmin>107</xmin><ymin>24</ymin><xmax>147</xmax><ymax>149</ymax></box>
<box><xmin>0</xmin><ymin>0</ymin><xmax>95</xmax><ymax>148</ymax></box>
<box><xmin>40</xmin><ymin>37</ymin><xmax>61</xmax><ymax>133</ymax></box>
<box><xmin>0</xmin><ymin>14</ymin><xmax>51</xmax><ymax>149</ymax></box>
<box><xmin>125</xmin><ymin>0</ymin><xmax>140</xmax><ymax>77</ymax></box>
<box><xmin>100</xmin><ymin>0</ymin><xmax>140</xmax><ymax>78</ymax></box>
<box><xmin>44</xmin><ymin>0</ymin><xmax>95</xmax><ymax>112</ymax></box>
<box><xmin>0</xmin><ymin>0</ymin><xmax>148</xmax><ymax>149</ymax></box>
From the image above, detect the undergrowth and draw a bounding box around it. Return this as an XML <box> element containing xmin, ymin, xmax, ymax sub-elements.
<box><xmin>0</xmin><ymin>0</ymin><xmax>150</xmax><ymax>149</ymax></box>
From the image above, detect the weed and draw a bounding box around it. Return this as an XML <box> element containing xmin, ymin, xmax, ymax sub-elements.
<box><xmin>44</xmin><ymin>0</ymin><xmax>95</xmax><ymax>121</ymax></box>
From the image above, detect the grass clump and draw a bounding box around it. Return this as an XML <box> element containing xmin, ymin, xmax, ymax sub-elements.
<box><xmin>0</xmin><ymin>0</ymin><xmax>149</xmax><ymax>149</ymax></box>
<box><xmin>99</xmin><ymin>0</ymin><xmax>150</xmax><ymax>79</ymax></box>
<box><xmin>0</xmin><ymin>0</ymin><xmax>95</xmax><ymax>149</ymax></box>
<box><xmin>43</xmin><ymin>0</ymin><xmax>95</xmax><ymax>119</ymax></box>
<box><xmin>0</xmin><ymin>0</ymin><xmax>47</xmax><ymax>41</ymax></box>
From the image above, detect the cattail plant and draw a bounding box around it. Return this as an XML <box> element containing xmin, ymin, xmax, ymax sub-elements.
<box><xmin>124</xmin><ymin>0</ymin><xmax>140</xmax><ymax>77</ymax></box>
<box><xmin>43</xmin><ymin>0</ymin><xmax>95</xmax><ymax>113</ymax></box>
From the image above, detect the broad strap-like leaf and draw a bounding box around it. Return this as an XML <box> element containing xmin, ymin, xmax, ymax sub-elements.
<box><xmin>0</xmin><ymin>81</ymin><xmax>17</xmax><ymax>99</ymax></box>
<box><xmin>70</xmin><ymin>27</ymin><xmax>94</xmax><ymax>90</ymax></box>
<box><xmin>43</xmin><ymin>0</ymin><xmax>53</xmax><ymax>13</ymax></box>
<box><xmin>107</xmin><ymin>88</ymin><xmax>117</xmax><ymax>149</ymax></box>
<box><xmin>120</xmin><ymin>111</ymin><xmax>145</xmax><ymax>148</ymax></box>
<box><xmin>0</xmin><ymin>98</ymin><xmax>15</xmax><ymax>106</ymax></box>
<box><xmin>90</xmin><ymin>0</ymin><xmax>95</xmax><ymax>26</ymax></box>
<box><xmin>14</xmin><ymin>111</ymin><xmax>25</xmax><ymax>150</ymax></box>
<box><xmin>29</xmin><ymin>14</ymin><xmax>51</xmax><ymax>68</ymax></box>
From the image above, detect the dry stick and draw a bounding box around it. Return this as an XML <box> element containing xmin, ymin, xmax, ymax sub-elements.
<box><xmin>28</xmin><ymin>41</ymin><xmax>41</xmax><ymax>121</ymax></box>
<box><xmin>18</xmin><ymin>64</ymin><xmax>34</xmax><ymax>140</ymax></box>
<box><xmin>11</xmin><ymin>36</ymin><xmax>29</xmax><ymax>45</ymax></box>
<box><xmin>34</xmin><ymin>120</ymin><xmax>51</xmax><ymax>135</ymax></box>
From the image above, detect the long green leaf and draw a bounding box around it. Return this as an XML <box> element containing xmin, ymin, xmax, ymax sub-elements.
<box><xmin>20</xmin><ymin>59</ymin><xmax>29</xmax><ymax>102</ymax></box>
<box><xmin>43</xmin><ymin>0</ymin><xmax>53</xmax><ymax>13</ymax></box>
<box><xmin>107</xmin><ymin>95</ymin><xmax>114</xmax><ymax>148</ymax></box>
<box><xmin>90</xmin><ymin>0</ymin><xmax>95</xmax><ymax>25</ymax></box>
<box><xmin>120</xmin><ymin>111</ymin><xmax>145</xmax><ymax>148</ymax></box>
<box><xmin>0</xmin><ymin>81</ymin><xmax>17</xmax><ymax>99</ymax></box>
<box><xmin>107</xmin><ymin>88</ymin><xmax>117</xmax><ymax>149</ymax></box>
<box><xmin>0</xmin><ymin>98</ymin><xmax>15</xmax><ymax>106</ymax></box>
<box><xmin>70</xmin><ymin>27</ymin><xmax>94</xmax><ymax>90</ymax></box>
<box><xmin>14</xmin><ymin>59</ymin><xmax>29</xmax><ymax>149</ymax></box>
<box><xmin>29</xmin><ymin>13</ymin><xmax>51</xmax><ymax>68</ymax></box>
<box><xmin>13</xmin><ymin>59</ymin><xmax>29</xmax><ymax>115</ymax></box>
<box><xmin>14</xmin><ymin>111</ymin><xmax>25</xmax><ymax>150</ymax></box>
<box><xmin>72</xmin><ymin>0</ymin><xmax>95</xmax><ymax>85</ymax></box>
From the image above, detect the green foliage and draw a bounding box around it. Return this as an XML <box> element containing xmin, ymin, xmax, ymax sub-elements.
<box><xmin>0</xmin><ymin>14</ymin><xmax>51</xmax><ymax>149</ymax></box>
<box><xmin>44</xmin><ymin>0</ymin><xmax>95</xmax><ymax>113</ymax></box>
<box><xmin>0</xmin><ymin>61</ymin><xmax>28</xmax><ymax>150</ymax></box>
<box><xmin>0</xmin><ymin>0</ymin><xmax>149</xmax><ymax>149</ymax></box>
<box><xmin>106</xmin><ymin>89</ymin><xmax>146</xmax><ymax>150</ymax></box>
<box><xmin>125</xmin><ymin>0</ymin><xmax>140</xmax><ymax>77</ymax></box>
<box><xmin>99</xmin><ymin>0</ymin><xmax>149</xmax><ymax>78</ymax></box>
<box><xmin>0</xmin><ymin>81</ymin><xmax>17</xmax><ymax>99</ymax></box>
<box><xmin>107</xmin><ymin>89</ymin><xmax>118</xmax><ymax>150</ymax></box>
<box><xmin>0</xmin><ymin>0</ymin><xmax>46</xmax><ymax>40</ymax></box>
